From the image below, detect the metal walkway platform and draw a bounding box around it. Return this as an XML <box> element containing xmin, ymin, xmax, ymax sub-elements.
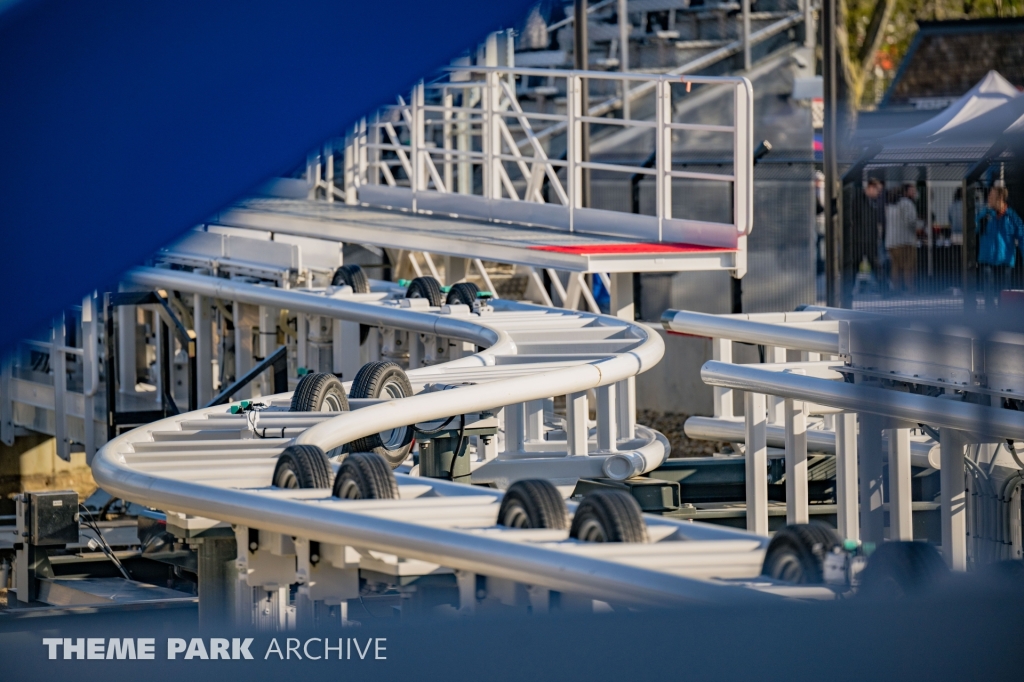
<box><xmin>215</xmin><ymin>197</ymin><xmax>738</xmax><ymax>275</ymax></box>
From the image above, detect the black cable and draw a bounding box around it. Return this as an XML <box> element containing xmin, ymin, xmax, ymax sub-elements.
<box><xmin>449</xmin><ymin>412</ymin><xmax>467</xmax><ymax>482</ymax></box>
<box><xmin>78</xmin><ymin>504</ymin><xmax>131</xmax><ymax>580</ymax></box>
<box><xmin>416</xmin><ymin>415</ymin><xmax>456</xmax><ymax>436</ymax></box>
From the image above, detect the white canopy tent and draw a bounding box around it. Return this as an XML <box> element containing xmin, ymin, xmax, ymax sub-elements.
<box><xmin>879</xmin><ymin>71</ymin><xmax>1021</xmax><ymax>152</ymax></box>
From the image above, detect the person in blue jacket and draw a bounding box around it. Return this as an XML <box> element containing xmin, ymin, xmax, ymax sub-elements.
<box><xmin>976</xmin><ymin>186</ymin><xmax>1023</xmax><ymax>310</ymax></box>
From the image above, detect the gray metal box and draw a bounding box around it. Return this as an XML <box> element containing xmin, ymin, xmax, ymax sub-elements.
<box><xmin>30</xmin><ymin>491</ymin><xmax>79</xmax><ymax>546</ymax></box>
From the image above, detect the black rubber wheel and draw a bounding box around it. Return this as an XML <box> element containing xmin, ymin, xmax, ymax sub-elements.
<box><xmin>332</xmin><ymin>451</ymin><xmax>399</xmax><ymax>500</ymax></box>
<box><xmin>761</xmin><ymin>522</ymin><xmax>840</xmax><ymax>584</ymax></box>
<box><xmin>331</xmin><ymin>264</ymin><xmax>370</xmax><ymax>293</ymax></box>
<box><xmin>348</xmin><ymin>361</ymin><xmax>415</xmax><ymax>468</ymax></box>
<box><xmin>445</xmin><ymin>282</ymin><xmax>480</xmax><ymax>306</ymax></box>
<box><xmin>331</xmin><ymin>265</ymin><xmax>371</xmax><ymax>344</ymax></box>
<box><xmin>290</xmin><ymin>372</ymin><xmax>350</xmax><ymax>412</ymax></box>
<box><xmin>497</xmin><ymin>480</ymin><xmax>568</xmax><ymax>530</ymax></box>
<box><xmin>569</xmin><ymin>490</ymin><xmax>647</xmax><ymax>543</ymax></box>
<box><xmin>272</xmin><ymin>445</ymin><xmax>333</xmax><ymax>489</ymax></box>
<box><xmin>406</xmin><ymin>276</ymin><xmax>444</xmax><ymax>307</ymax></box>
<box><xmin>857</xmin><ymin>541</ymin><xmax>949</xmax><ymax>599</ymax></box>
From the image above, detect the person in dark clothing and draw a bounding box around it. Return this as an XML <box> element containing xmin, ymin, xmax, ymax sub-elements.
<box><xmin>853</xmin><ymin>178</ymin><xmax>886</xmax><ymax>283</ymax></box>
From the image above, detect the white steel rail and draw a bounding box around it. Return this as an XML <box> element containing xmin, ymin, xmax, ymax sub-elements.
<box><xmin>663</xmin><ymin>306</ymin><xmax>1024</xmax><ymax>573</ymax></box>
<box><xmin>87</xmin><ymin>267</ymin><xmax>794</xmax><ymax>614</ymax></box>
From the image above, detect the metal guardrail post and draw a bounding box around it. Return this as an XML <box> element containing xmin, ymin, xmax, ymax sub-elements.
<box><xmin>835</xmin><ymin>412</ymin><xmax>859</xmax><ymax>541</ymax></box>
<box><xmin>857</xmin><ymin>412</ymin><xmax>886</xmax><ymax>544</ymax></box>
<box><xmin>940</xmin><ymin>427</ymin><xmax>967</xmax><ymax>570</ymax></box>
<box><xmin>566</xmin><ymin>74</ymin><xmax>582</xmax><ymax>229</ymax></box>
<box><xmin>783</xmin><ymin>398</ymin><xmax>808</xmax><ymax>525</ymax></box>
<box><xmin>52</xmin><ymin>313</ymin><xmax>69</xmax><ymax>461</ymax></box>
<box><xmin>655</xmin><ymin>79</ymin><xmax>671</xmax><ymax>241</ymax></box>
<box><xmin>734</xmin><ymin>80</ymin><xmax>754</xmax><ymax>237</ymax></box>
<box><xmin>596</xmin><ymin>384</ymin><xmax>618</xmax><ymax>452</ymax></box>
<box><xmin>744</xmin><ymin>391</ymin><xmax>769</xmax><ymax>535</ymax></box>
<box><xmin>887</xmin><ymin>427</ymin><xmax>914</xmax><ymax>541</ymax></box>
<box><xmin>566</xmin><ymin>391</ymin><xmax>589</xmax><ymax>456</ymax></box>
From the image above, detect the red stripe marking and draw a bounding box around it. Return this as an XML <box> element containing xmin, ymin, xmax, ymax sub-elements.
<box><xmin>528</xmin><ymin>242</ymin><xmax>735</xmax><ymax>255</ymax></box>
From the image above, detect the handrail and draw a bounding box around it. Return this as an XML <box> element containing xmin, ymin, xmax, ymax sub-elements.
<box><xmin>700</xmin><ymin>361</ymin><xmax>1024</xmax><ymax>441</ymax></box>
<box><xmin>662</xmin><ymin>309</ymin><xmax>839</xmax><ymax>354</ymax></box>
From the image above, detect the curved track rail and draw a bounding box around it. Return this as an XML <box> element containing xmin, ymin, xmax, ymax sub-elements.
<box><xmin>93</xmin><ymin>267</ymin><xmax>782</xmax><ymax>617</ymax></box>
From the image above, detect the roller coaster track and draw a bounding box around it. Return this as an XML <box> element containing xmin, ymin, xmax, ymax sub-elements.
<box><xmin>91</xmin><ymin>265</ymin><xmax>787</xmax><ymax>617</ymax></box>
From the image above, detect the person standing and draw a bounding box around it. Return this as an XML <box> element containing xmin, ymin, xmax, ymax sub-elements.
<box><xmin>885</xmin><ymin>184</ymin><xmax>921</xmax><ymax>295</ymax></box>
<box><xmin>976</xmin><ymin>186</ymin><xmax>1023</xmax><ymax>310</ymax></box>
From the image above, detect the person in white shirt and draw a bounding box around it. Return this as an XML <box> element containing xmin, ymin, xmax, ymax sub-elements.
<box><xmin>885</xmin><ymin>184</ymin><xmax>921</xmax><ymax>294</ymax></box>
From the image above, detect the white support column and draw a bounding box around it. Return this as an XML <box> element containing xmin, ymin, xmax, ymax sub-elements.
<box><xmin>766</xmin><ymin>346</ymin><xmax>787</xmax><ymax>424</ymax></box>
<box><xmin>193</xmin><ymin>294</ymin><xmax>214</xmax><ymax>406</ymax></box>
<box><xmin>744</xmin><ymin>392</ymin><xmax>768</xmax><ymax>535</ymax></box>
<box><xmin>333</xmin><ymin>320</ymin><xmax>362</xmax><ymax>381</ymax></box>
<box><xmin>81</xmin><ymin>293</ymin><xmax>98</xmax><ymax>458</ymax></box>
<box><xmin>455</xmin><ymin>570</ymin><xmax>476</xmax><ymax>614</ymax></box>
<box><xmin>233</xmin><ymin>302</ymin><xmax>255</xmax><ymax>400</ymax></box>
<box><xmin>887</xmin><ymin>427</ymin><xmax>914</xmax><ymax>541</ymax></box>
<box><xmin>504</xmin><ymin>403</ymin><xmax>526</xmax><ymax>453</ymax></box>
<box><xmin>52</xmin><ymin>314</ymin><xmax>69</xmax><ymax>461</ymax></box>
<box><xmin>445</xmin><ymin>256</ymin><xmax>469</xmax><ymax>285</ymax></box>
<box><xmin>117</xmin><ymin>304</ymin><xmax>137</xmax><ymax>394</ymax></box>
<box><xmin>858</xmin><ymin>412</ymin><xmax>886</xmax><ymax>544</ymax></box>
<box><xmin>609</xmin><ymin>273</ymin><xmax>634</xmax><ymax>320</ymax></box>
<box><xmin>835</xmin><ymin>412</ymin><xmax>859</xmax><ymax>541</ymax></box>
<box><xmin>566</xmin><ymin>74</ymin><xmax>582</xmax><ymax>230</ymax></box>
<box><xmin>618</xmin><ymin>0</ymin><xmax>630</xmax><ymax>120</ymax></box>
<box><xmin>711</xmin><ymin>338</ymin><xmax>734</xmax><ymax>419</ymax></box>
<box><xmin>296</xmin><ymin>314</ymin><xmax>308</xmax><ymax>372</ymax></box>
<box><xmin>525</xmin><ymin>399</ymin><xmax>545</xmax><ymax>442</ymax></box>
<box><xmin>615</xmin><ymin>377</ymin><xmax>636</xmax><ymax>442</ymax></box>
<box><xmin>408</xmin><ymin>332</ymin><xmax>423</xmax><ymax>370</ymax></box>
<box><xmin>484</xmin><ymin>71</ymin><xmax>502</xmax><ymax>201</ymax></box>
<box><xmin>366</xmin><ymin>327</ymin><xmax>381</xmax><ymax>363</ymax></box>
<box><xmin>596</xmin><ymin>384</ymin><xmax>618</xmax><ymax>452</ymax></box>
<box><xmin>566</xmin><ymin>391</ymin><xmax>589</xmax><ymax>456</ymax></box>
<box><xmin>783</xmin><ymin>398</ymin><xmax>808</xmax><ymax>525</ymax></box>
<box><xmin>940</xmin><ymin>427</ymin><xmax>967</xmax><ymax>571</ymax></box>
<box><xmin>655</xmin><ymin>79</ymin><xmax>672</xmax><ymax>241</ymax></box>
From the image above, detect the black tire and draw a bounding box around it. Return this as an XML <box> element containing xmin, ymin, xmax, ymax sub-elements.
<box><xmin>569</xmin><ymin>490</ymin><xmax>647</xmax><ymax>543</ymax></box>
<box><xmin>348</xmin><ymin>361</ymin><xmax>415</xmax><ymax>468</ymax></box>
<box><xmin>857</xmin><ymin>541</ymin><xmax>949</xmax><ymax>599</ymax></box>
<box><xmin>332</xmin><ymin>451</ymin><xmax>399</xmax><ymax>500</ymax></box>
<box><xmin>445</xmin><ymin>282</ymin><xmax>480</xmax><ymax>306</ymax></box>
<box><xmin>273</xmin><ymin>445</ymin><xmax>333</xmax><ymax>489</ymax></box>
<box><xmin>331</xmin><ymin>265</ymin><xmax>371</xmax><ymax>344</ymax></box>
<box><xmin>498</xmin><ymin>480</ymin><xmax>568</xmax><ymax>530</ymax></box>
<box><xmin>290</xmin><ymin>372</ymin><xmax>350</xmax><ymax>412</ymax></box>
<box><xmin>761</xmin><ymin>523</ymin><xmax>840</xmax><ymax>584</ymax></box>
<box><xmin>406</xmin><ymin>276</ymin><xmax>444</xmax><ymax>307</ymax></box>
<box><xmin>331</xmin><ymin>264</ymin><xmax>370</xmax><ymax>293</ymax></box>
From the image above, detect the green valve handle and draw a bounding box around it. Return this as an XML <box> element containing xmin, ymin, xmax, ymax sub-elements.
<box><xmin>398</xmin><ymin>279</ymin><xmax>410</xmax><ymax>287</ymax></box>
<box><xmin>296</xmin><ymin>367</ymin><xmax>309</xmax><ymax>377</ymax></box>
<box><xmin>230</xmin><ymin>405</ymin><xmax>241</xmax><ymax>414</ymax></box>
<box><xmin>440</xmin><ymin>285</ymin><xmax>451</xmax><ymax>293</ymax></box>
<box><xmin>842</xmin><ymin>539</ymin><xmax>859</xmax><ymax>552</ymax></box>
<box><xmin>477</xmin><ymin>291</ymin><xmax>493</xmax><ymax>299</ymax></box>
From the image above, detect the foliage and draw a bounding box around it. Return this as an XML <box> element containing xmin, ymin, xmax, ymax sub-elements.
<box><xmin>837</xmin><ymin>0</ymin><xmax>1024</xmax><ymax>110</ymax></box>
